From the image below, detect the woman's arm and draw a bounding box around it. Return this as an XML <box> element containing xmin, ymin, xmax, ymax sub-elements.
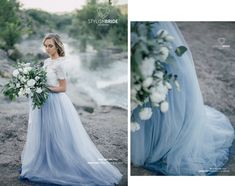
<box><xmin>48</xmin><ymin>79</ymin><xmax>67</xmax><ymax>93</ymax></box>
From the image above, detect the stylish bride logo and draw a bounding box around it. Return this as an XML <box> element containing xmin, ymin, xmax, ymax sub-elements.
<box><xmin>88</xmin><ymin>5</ymin><xmax>118</xmax><ymax>26</ymax></box>
<box><xmin>97</xmin><ymin>6</ymin><xmax>110</xmax><ymax>19</ymax></box>
<box><xmin>213</xmin><ymin>37</ymin><xmax>230</xmax><ymax>48</ymax></box>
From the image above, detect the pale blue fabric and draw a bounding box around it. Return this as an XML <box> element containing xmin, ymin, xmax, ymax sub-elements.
<box><xmin>20</xmin><ymin>93</ymin><xmax>122</xmax><ymax>185</ymax></box>
<box><xmin>131</xmin><ymin>22</ymin><xmax>235</xmax><ymax>175</ymax></box>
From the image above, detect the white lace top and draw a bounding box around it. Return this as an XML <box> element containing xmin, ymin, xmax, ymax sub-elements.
<box><xmin>43</xmin><ymin>57</ymin><xmax>66</xmax><ymax>86</ymax></box>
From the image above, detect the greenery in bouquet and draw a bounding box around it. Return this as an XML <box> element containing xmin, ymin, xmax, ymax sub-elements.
<box><xmin>1</xmin><ymin>62</ymin><xmax>49</xmax><ymax>109</ymax></box>
<box><xmin>131</xmin><ymin>22</ymin><xmax>187</xmax><ymax>132</ymax></box>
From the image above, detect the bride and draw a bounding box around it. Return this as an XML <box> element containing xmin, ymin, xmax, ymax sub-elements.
<box><xmin>20</xmin><ymin>33</ymin><xmax>122</xmax><ymax>185</ymax></box>
<box><xmin>131</xmin><ymin>22</ymin><xmax>234</xmax><ymax>175</ymax></box>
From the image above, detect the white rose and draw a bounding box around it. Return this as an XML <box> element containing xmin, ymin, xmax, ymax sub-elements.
<box><xmin>23</xmin><ymin>68</ymin><xmax>28</xmax><ymax>74</ymax></box>
<box><xmin>139</xmin><ymin>57</ymin><xmax>155</xmax><ymax>78</ymax></box>
<box><xmin>158</xmin><ymin>47</ymin><xmax>169</xmax><ymax>61</ymax></box>
<box><xmin>18</xmin><ymin>88</ymin><xmax>24</xmax><ymax>96</ymax></box>
<box><xmin>142</xmin><ymin>77</ymin><xmax>153</xmax><ymax>88</ymax></box>
<box><xmin>20</xmin><ymin>77</ymin><xmax>26</xmax><ymax>83</ymax></box>
<box><xmin>27</xmin><ymin>79</ymin><xmax>36</xmax><ymax>87</ymax></box>
<box><xmin>16</xmin><ymin>83</ymin><xmax>20</xmax><ymax>88</ymax></box>
<box><xmin>35</xmin><ymin>76</ymin><xmax>40</xmax><ymax>81</ymax></box>
<box><xmin>18</xmin><ymin>68</ymin><xmax>23</xmax><ymax>72</ymax></box>
<box><xmin>12</xmin><ymin>69</ymin><xmax>19</xmax><ymax>77</ymax></box>
<box><xmin>160</xmin><ymin>101</ymin><xmax>169</xmax><ymax>112</ymax></box>
<box><xmin>25</xmin><ymin>88</ymin><xmax>31</xmax><ymax>95</ymax></box>
<box><xmin>131</xmin><ymin>122</ymin><xmax>140</xmax><ymax>132</ymax></box>
<box><xmin>150</xmin><ymin>92</ymin><xmax>165</xmax><ymax>103</ymax></box>
<box><xmin>156</xmin><ymin>81</ymin><xmax>168</xmax><ymax>95</ymax></box>
<box><xmin>23</xmin><ymin>67</ymin><xmax>32</xmax><ymax>74</ymax></box>
<box><xmin>139</xmin><ymin>107</ymin><xmax>152</xmax><ymax>120</ymax></box>
<box><xmin>36</xmin><ymin>88</ymin><xmax>42</xmax><ymax>94</ymax></box>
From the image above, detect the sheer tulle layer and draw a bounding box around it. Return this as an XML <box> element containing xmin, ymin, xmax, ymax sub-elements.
<box><xmin>21</xmin><ymin>93</ymin><xmax>122</xmax><ymax>185</ymax></box>
<box><xmin>131</xmin><ymin>22</ymin><xmax>234</xmax><ymax>175</ymax></box>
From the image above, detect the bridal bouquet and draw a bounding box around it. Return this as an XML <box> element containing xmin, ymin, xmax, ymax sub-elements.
<box><xmin>131</xmin><ymin>22</ymin><xmax>187</xmax><ymax>132</ymax></box>
<box><xmin>2</xmin><ymin>62</ymin><xmax>49</xmax><ymax>109</ymax></box>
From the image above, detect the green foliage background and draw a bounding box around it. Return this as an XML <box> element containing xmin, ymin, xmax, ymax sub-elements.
<box><xmin>0</xmin><ymin>0</ymin><xmax>127</xmax><ymax>58</ymax></box>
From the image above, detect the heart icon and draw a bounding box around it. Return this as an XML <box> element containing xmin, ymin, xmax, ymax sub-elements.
<box><xmin>97</xmin><ymin>6</ymin><xmax>110</xmax><ymax>19</ymax></box>
<box><xmin>218</xmin><ymin>37</ymin><xmax>226</xmax><ymax>45</ymax></box>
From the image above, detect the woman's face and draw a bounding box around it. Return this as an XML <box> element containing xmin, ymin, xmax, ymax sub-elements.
<box><xmin>44</xmin><ymin>39</ymin><xmax>58</xmax><ymax>56</ymax></box>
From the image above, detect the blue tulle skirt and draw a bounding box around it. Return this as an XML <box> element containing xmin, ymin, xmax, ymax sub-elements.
<box><xmin>20</xmin><ymin>93</ymin><xmax>122</xmax><ymax>185</ymax></box>
<box><xmin>131</xmin><ymin>22</ymin><xmax>235</xmax><ymax>175</ymax></box>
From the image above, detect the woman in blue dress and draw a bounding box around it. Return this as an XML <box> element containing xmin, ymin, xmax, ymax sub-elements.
<box><xmin>20</xmin><ymin>33</ymin><xmax>122</xmax><ymax>185</ymax></box>
<box><xmin>131</xmin><ymin>22</ymin><xmax>234</xmax><ymax>175</ymax></box>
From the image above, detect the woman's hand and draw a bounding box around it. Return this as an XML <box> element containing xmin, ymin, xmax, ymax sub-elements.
<box><xmin>48</xmin><ymin>79</ymin><xmax>66</xmax><ymax>93</ymax></box>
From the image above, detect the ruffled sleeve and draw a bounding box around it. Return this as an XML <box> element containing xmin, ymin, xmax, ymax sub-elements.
<box><xmin>56</xmin><ymin>63</ymin><xmax>66</xmax><ymax>80</ymax></box>
<box><xmin>43</xmin><ymin>59</ymin><xmax>49</xmax><ymax>69</ymax></box>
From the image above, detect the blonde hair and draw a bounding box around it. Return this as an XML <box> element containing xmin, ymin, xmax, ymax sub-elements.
<box><xmin>43</xmin><ymin>33</ymin><xmax>65</xmax><ymax>57</ymax></box>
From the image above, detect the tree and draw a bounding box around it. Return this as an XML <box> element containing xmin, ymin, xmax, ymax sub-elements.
<box><xmin>70</xmin><ymin>2</ymin><xmax>127</xmax><ymax>50</ymax></box>
<box><xmin>0</xmin><ymin>0</ymin><xmax>22</xmax><ymax>51</ymax></box>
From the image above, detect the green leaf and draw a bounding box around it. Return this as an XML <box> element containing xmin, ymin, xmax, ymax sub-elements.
<box><xmin>131</xmin><ymin>32</ymin><xmax>139</xmax><ymax>48</ymax></box>
<box><xmin>175</xmin><ymin>46</ymin><xmax>187</xmax><ymax>57</ymax></box>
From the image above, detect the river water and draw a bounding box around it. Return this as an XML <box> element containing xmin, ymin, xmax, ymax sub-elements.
<box><xmin>18</xmin><ymin>36</ymin><xmax>128</xmax><ymax>109</ymax></box>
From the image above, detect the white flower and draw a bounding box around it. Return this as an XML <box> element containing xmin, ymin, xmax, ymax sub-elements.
<box><xmin>156</xmin><ymin>29</ymin><xmax>174</xmax><ymax>42</ymax></box>
<box><xmin>20</xmin><ymin>77</ymin><xmax>26</xmax><ymax>83</ymax></box>
<box><xmin>36</xmin><ymin>88</ymin><xmax>42</xmax><ymax>94</ymax></box>
<box><xmin>160</xmin><ymin>101</ymin><xmax>169</xmax><ymax>112</ymax></box>
<box><xmin>150</xmin><ymin>92</ymin><xmax>165</xmax><ymax>103</ymax></box>
<box><xmin>139</xmin><ymin>107</ymin><xmax>152</xmax><ymax>120</ymax></box>
<box><xmin>158</xmin><ymin>47</ymin><xmax>169</xmax><ymax>61</ymax></box>
<box><xmin>157</xmin><ymin>29</ymin><xmax>168</xmax><ymax>38</ymax></box>
<box><xmin>165</xmin><ymin>82</ymin><xmax>172</xmax><ymax>89</ymax></box>
<box><xmin>155</xmin><ymin>81</ymin><xmax>168</xmax><ymax>95</ymax></box>
<box><xmin>18</xmin><ymin>88</ymin><xmax>24</xmax><ymax>96</ymax></box>
<box><xmin>16</xmin><ymin>83</ymin><xmax>20</xmax><ymax>88</ymax></box>
<box><xmin>25</xmin><ymin>88</ymin><xmax>31</xmax><ymax>95</ymax></box>
<box><xmin>154</xmin><ymin>71</ymin><xmax>164</xmax><ymax>79</ymax></box>
<box><xmin>175</xmin><ymin>80</ymin><xmax>181</xmax><ymax>91</ymax></box>
<box><xmin>27</xmin><ymin>79</ymin><xmax>36</xmax><ymax>87</ymax></box>
<box><xmin>23</xmin><ymin>63</ymin><xmax>30</xmax><ymax>67</ymax></box>
<box><xmin>12</xmin><ymin>69</ymin><xmax>19</xmax><ymax>77</ymax></box>
<box><xmin>23</xmin><ymin>67</ymin><xmax>32</xmax><ymax>74</ymax></box>
<box><xmin>139</xmin><ymin>57</ymin><xmax>155</xmax><ymax>78</ymax></box>
<box><xmin>18</xmin><ymin>68</ymin><xmax>23</xmax><ymax>72</ymax></box>
<box><xmin>142</xmin><ymin>77</ymin><xmax>153</xmax><ymax>88</ymax></box>
<box><xmin>35</xmin><ymin>76</ymin><xmax>40</xmax><ymax>81</ymax></box>
<box><xmin>165</xmin><ymin>35</ymin><xmax>174</xmax><ymax>41</ymax></box>
<box><xmin>131</xmin><ymin>122</ymin><xmax>140</xmax><ymax>132</ymax></box>
<box><xmin>23</xmin><ymin>69</ymin><xmax>28</xmax><ymax>74</ymax></box>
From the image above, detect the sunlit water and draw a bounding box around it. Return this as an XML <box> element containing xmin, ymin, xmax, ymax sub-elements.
<box><xmin>63</xmin><ymin>42</ymin><xmax>128</xmax><ymax>109</ymax></box>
